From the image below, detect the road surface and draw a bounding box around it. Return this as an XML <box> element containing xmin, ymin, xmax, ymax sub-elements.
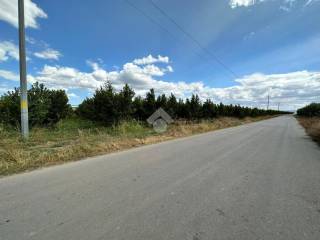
<box><xmin>0</xmin><ymin>116</ymin><xmax>320</xmax><ymax>240</ymax></box>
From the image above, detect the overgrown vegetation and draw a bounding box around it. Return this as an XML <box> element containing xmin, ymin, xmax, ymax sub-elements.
<box><xmin>296</xmin><ymin>103</ymin><xmax>320</xmax><ymax>145</ymax></box>
<box><xmin>0</xmin><ymin>82</ymin><xmax>289</xmax><ymax>176</ymax></box>
<box><xmin>297</xmin><ymin>103</ymin><xmax>320</xmax><ymax>117</ymax></box>
<box><xmin>0</xmin><ymin>116</ymin><xmax>274</xmax><ymax>176</ymax></box>
<box><xmin>297</xmin><ymin>117</ymin><xmax>320</xmax><ymax>145</ymax></box>
<box><xmin>0</xmin><ymin>82</ymin><xmax>72</xmax><ymax>127</ymax></box>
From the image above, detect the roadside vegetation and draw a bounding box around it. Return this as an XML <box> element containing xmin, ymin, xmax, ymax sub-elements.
<box><xmin>296</xmin><ymin>103</ymin><xmax>320</xmax><ymax>145</ymax></box>
<box><xmin>0</xmin><ymin>82</ymin><xmax>290</xmax><ymax>176</ymax></box>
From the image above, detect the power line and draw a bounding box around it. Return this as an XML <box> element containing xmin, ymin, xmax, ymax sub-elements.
<box><xmin>123</xmin><ymin>0</ymin><xmax>175</xmax><ymax>39</ymax></box>
<box><xmin>123</xmin><ymin>0</ymin><xmax>237</xmax><ymax>79</ymax></box>
<box><xmin>123</xmin><ymin>0</ymin><xmax>210</xmax><ymax>61</ymax></box>
<box><xmin>149</xmin><ymin>0</ymin><xmax>238</xmax><ymax>78</ymax></box>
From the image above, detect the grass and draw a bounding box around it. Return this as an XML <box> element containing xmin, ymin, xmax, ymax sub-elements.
<box><xmin>297</xmin><ymin>117</ymin><xmax>320</xmax><ymax>145</ymax></box>
<box><xmin>0</xmin><ymin>116</ymin><xmax>274</xmax><ymax>176</ymax></box>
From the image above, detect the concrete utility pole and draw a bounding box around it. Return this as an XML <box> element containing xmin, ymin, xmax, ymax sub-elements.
<box><xmin>267</xmin><ymin>94</ymin><xmax>270</xmax><ymax>110</ymax></box>
<box><xmin>18</xmin><ymin>0</ymin><xmax>29</xmax><ymax>139</ymax></box>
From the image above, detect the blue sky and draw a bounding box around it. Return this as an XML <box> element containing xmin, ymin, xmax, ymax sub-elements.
<box><xmin>0</xmin><ymin>0</ymin><xmax>320</xmax><ymax>110</ymax></box>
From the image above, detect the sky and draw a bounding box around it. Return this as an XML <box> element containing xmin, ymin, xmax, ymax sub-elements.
<box><xmin>0</xmin><ymin>0</ymin><xmax>320</xmax><ymax>110</ymax></box>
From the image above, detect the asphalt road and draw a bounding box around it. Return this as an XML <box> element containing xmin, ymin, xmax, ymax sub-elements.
<box><xmin>1</xmin><ymin>116</ymin><xmax>320</xmax><ymax>240</ymax></box>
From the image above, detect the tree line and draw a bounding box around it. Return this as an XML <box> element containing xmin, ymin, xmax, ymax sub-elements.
<box><xmin>76</xmin><ymin>82</ymin><xmax>290</xmax><ymax>124</ymax></box>
<box><xmin>297</xmin><ymin>103</ymin><xmax>320</xmax><ymax>117</ymax></box>
<box><xmin>0</xmin><ymin>82</ymin><xmax>290</xmax><ymax>128</ymax></box>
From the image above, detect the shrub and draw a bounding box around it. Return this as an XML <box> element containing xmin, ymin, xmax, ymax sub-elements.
<box><xmin>0</xmin><ymin>82</ymin><xmax>72</xmax><ymax>127</ymax></box>
<box><xmin>76</xmin><ymin>98</ymin><xmax>95</xmax><ymax>120</ymax></box>
<box><xmin>297</xmin><ymin>103</ymin><xmax>320</xmax><ymax>117</ymax></box>
<box><xmin>0</xmin><ymin>88</ymin><xmax>20</xmax><ymax>126</ymax></box>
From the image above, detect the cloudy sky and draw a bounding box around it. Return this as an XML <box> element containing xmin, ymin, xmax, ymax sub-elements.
<box><xmin>0</xmin><ymin>0</ymin><xmax>319</xmax><ymax>110</ymax></box>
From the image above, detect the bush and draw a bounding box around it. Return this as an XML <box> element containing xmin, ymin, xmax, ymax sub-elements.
<box><xmin>76</xmin><ymin>98</ymin><xmax>95</xmax><ymax>120</ymax></box>
<box><xmin>297</xmin><ymin>103</ymin><xmax>320</xmax><ymax>117</ymax></box>
<box><xmin>76</xmin><ymin>83</ymin><xmax>136</xmax><ymax>125</ymax></box>
<box><xmin>0</xmin><ymin>82</ymin><xmax>72</xmax><ymax>127</ymax></box>
<box><xmin>0</xmin><ymin>88</ymin><xmax>20</xmax><ymax>126</ymax></box>
<box><xmin>47</xmin><ymin>89</ymin><xmax>72</xmax><ymax>124</ymax></box>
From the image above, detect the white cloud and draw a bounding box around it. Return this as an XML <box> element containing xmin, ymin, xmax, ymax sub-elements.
<box><xmin>229</xmin><ymin>0</ymin><xmax>256</xmax><ymax>8</ymax></box>
<box><xmin>0</xmin><ymin>41</ymin><xmax>19</xmax><ymax>62</ymax></box>
<box><xmin>27</xmin><ymin>65</ymin><xmax>103</xmax><ymax>90</ymax></box>
<box><xmin>1</xmin><ymin>54</ymin><xmax>319</xmax><ymax>110</ymax></box>
<box><xmin>86</xmin><ymin>60</ymin><xmax>100</xmax><ymax>71</ymax></box>
<box><xmin>67</xmin><ymin>92</ymin><xmax>79</xmax><ymax>99</ymax></box>
<box><xmin>26</xmin><ymin>36</ymin><xmax>36</xmax><ymax>44</ymax></box>
<box><xmin>0</xmin><ymin>0</ymin><xmax>47</xmax><ymax>28</ymax></box>
<box><xmin>205</xmin><ymin>71</ymin><xmax>320</xmax><ymax>110</ymax></box>
<box><xmin>133</xmin><ymin>55</ymin><xmax>169</xmax><ymax>65</ymax></box>
<box><xmin>0</xmin><ymin>69</ymin><xmax>19</xmax><ymax>81</ymax></box>
<box><xmin>167</xmin><ymin>66</ymin><xmax>174</xmax><ymax>72</ymax></box>
<box><xmin>0</xmin><ymin>86</ymin><xmax>10</xmax><ymax>95</ymax></box>
<box><xmin>229</xmin><ymin>0</ymin><xmax>319</xmax><ymax>9</ymax></box>
<box><xmin>34</xmin><ymin>49</ymin><xmax>62</xmax><ymax>60</ymax></box>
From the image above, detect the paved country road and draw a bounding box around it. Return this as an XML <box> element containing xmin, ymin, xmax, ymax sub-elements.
<box><xmin>0</xmin><ymin>116</ymin><xmax>320</xmax><ymax>240</ymax></box>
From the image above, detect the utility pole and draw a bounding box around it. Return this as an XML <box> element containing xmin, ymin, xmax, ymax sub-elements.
<box><xmin>267</xmin><ymin>94</ymin><xmax>270</xmax><ymax>110</ymax></box>
<box><xmin>278</xmin><ymin>102</ymin><xmax>280</xmax><ymax>111</ymax></box>
<box><xmin>18</xmin><ymin>0</ymin><xmax>29</xmax><ymax>139</ymax></box>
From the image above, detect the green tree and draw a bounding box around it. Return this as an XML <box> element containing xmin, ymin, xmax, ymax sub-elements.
<box><xmin>143</xmin><ymin>88</ymin><xmax>156</xmax><ymax>118</ymax></box>
<box><xmin>202</xmin><ymin>99</ymin><xmax>217</xmax><ymax>119</ymax></box>
<box><xmin>189</xmin><ymin>94</ymin><xmax>202</xmax><ymax>119</ymax></box>
<box><xmin>132</xmin><ymin>96</ymin><xmax>145</xmax><ymax>120</ymax></box>
<box><xmin>156</xmin><ymin>94</ymin><xmax>167</xmax><ymax>109</ymax></box>
<box><xmin>297</xmin><ymin>103</ymin><xmax>320</xmax><ymax>117</ymax></box>
<box><xmin>93</xmin><ymin>82</ymin><xmax>119</xmax><ymax>124</ymax></box>
<box><xmin>166</xmin><ymin>93</ymin><xmax>178</xmax><ymax>118</ymax></box>
<box><xmin>0</xmin><ymin>82</ymin><xmax>71</xmax><ymax>127</ymax></box>
<box><xmin>0</xmin><ymin>88</ymin><xmax>20</xmax><ymax>126</ymax></box>
<box><xmin>47</xmin><ymin>89</ymin><xmax>72</xmax><ymax>124</ymax></box>
<box><xmin>118</xmin><ymin>84</ymin><xmax>135</xmax><ymax>120</ymax></box>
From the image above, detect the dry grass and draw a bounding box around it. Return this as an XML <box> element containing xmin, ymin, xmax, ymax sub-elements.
<box><xmin>297</xmin><ymin>117</ymin><xmax>320</xmax><ymax>145</ymax></box>
<box><xmin>0</xmin><ymin>116</ymin><xmax>273</xmax><ymax>176</ymax></box>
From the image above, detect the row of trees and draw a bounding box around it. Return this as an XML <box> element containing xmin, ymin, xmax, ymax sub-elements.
<box><xmin>77</xmin><ymin>82</ymin><xmax>289</xmax><ymax>124</ymax></box>
<box><xmin>0</xmin><ymin>83</ymin><xmax>71</xmax><ymax>127</ymax></box>
<box><xmin>0</xmin><ymin>82</ymin><xmax>291</xmax><ymax>128</ymax></box>
<box><xmin>297</xmin><ymin>103</ymin><xmax>320</xmax><ymax>117</ymax></box>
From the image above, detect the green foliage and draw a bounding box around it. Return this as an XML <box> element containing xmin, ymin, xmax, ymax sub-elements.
<box><xmin>47</xmin><ymin>89</ymin><xmax>72</xmax><ymax>124</ymax></box>
<box><xmin>132</xmin><ymin>96</ymin><xmax>145</xmax><ymax>120</ymax></box>
<box><xmin>297</xmin><ymin>103</ymin><xmax>320</xmax><ymax>117</ymax></box>
<box><xmin>28</xmin><ymin>83</ymin><xmax>51</xmax><ymax>126</ymax></box>
<box><xmin>76</xmin><ymin>98</ymin><xmax>95</xmax><ymax>120</ymax></box>
<box><xmin>0</xmin><ymin>88</ymin><xmax>20</xmax><ymax>126</ymax></box>
<box><xmin>77</xmin><ymin>82</ymin><xmax>290</xmax><ymax>124</ymax></box>
<box><xmin>202</xmin><ymin>99</ymin><xmax>217</xmax><ymax>119</ymax></box>
<box><xmin>76</xmin><ymin>82</ymin><xmax>136</xmax><ymax>125</ymax></box>
<box><xmin>143</xmin><ymin>88</ymin><xmax>156</xmax><ymax>118</ymax></box>
<box><xmin>118</xmin><ymin>84</ymin><xmax>135</xmax><ymax>120</ymax></box>
<box><xmin>166</xmin><ymin>93</ymin><xmax>178</xmax><ymax>118</ymax></box>
<box><xmin>93</xmin><ymin>82</ymin><xmax>120</xmax><ymax>124</ymax></box>
<box><xmin>0</xmin><ymin>82</ymin><xmax>72</xmax><ymax>127</ymax></box>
